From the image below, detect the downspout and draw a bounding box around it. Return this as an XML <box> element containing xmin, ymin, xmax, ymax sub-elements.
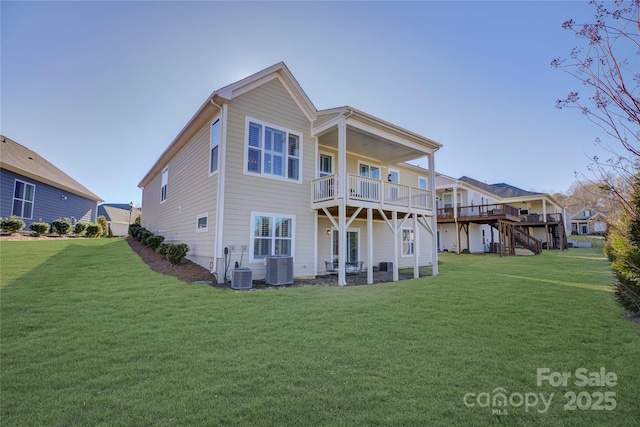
<box><xmin>210</xmin><ymin>95</ymin><xmax>227</xmax><ymax>278</ymax></box>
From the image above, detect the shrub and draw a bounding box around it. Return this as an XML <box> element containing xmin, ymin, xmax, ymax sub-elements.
<box><xmin>145</xmin><ymin>235</ymin><xmax>165</xmax><ymax>251</ymax></box>
<box><xmin>0</xmin><ymin>216</ymin><xmax>25</xmax><ymax>234</ymax></box>
<box><xmin>166</xmin><ymin>243</ymin><xmax>189</xmax><ymax>265</ymax></box>
<box><xmin>1</xmin><ymin>216</ymin><xmax>26</xmax><ymax>234</ymax></box>
<box><xmin>97</xmin><ymin>215</ymin><xmax>109</xmax><ymax>237</ymax></box>
<box><xmin>157</xmin><ymin>243</ymin><xmax>170</xmax><ymax>256</ymax></box>
<box><xmin>604</xmin><ymin>173</ymin><xmax>640</xmax><ymax>314</ymax></box>
<box><xmin>73</xmin><ymin>222</ymin><xmax>88</xmax><ymax>236</ymax></box>
<box><xmin>134</xmin><ymin>214</ymin><xmax>141</xmax><ymax>225</ymax></box>
<box><xmin>52</xmin><ymin>218</ymin><xmax>72</xmax><ymax>235</ymax></box>
<box><xmin>128</xmin><ymin>223</ymin><xmax>141</xmax><ymax>237</ymax></box>
<box><xmin>134</xmin><ymin>227</ymin><xmax>146</xmax><ymax>240</ymax></box>
<box><xmin>138</xmin><ymin>229</ymin><xmax>152</xmax><ymax>243</ymax></box>
<box><xmin>29</xmin><ymin>222</ymin><xmax>50</xmax><ymax>236</ymax></box>
<box><xmin>85</xmin><ymin>223</ymin><xmax>103</xmax><ymax>238</ymax></box>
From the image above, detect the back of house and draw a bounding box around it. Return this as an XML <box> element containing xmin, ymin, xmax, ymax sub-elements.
<box><xmin>138</xmin><ymin>63</ymin><xmax>441</xmax><ymax>285</ymax></box>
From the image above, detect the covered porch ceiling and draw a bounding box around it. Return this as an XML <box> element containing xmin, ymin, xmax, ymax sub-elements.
<box><xmin>312</xmin><ymin>107</ymin><xmax>441</xmax><ymax>166</ymax></box>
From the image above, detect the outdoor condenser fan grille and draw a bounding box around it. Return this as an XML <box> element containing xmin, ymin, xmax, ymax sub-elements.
<box><xmin>265</xmin><ymin>256</ymin><xmax>293</xmax><ymax>285</ymax></box>
<box><xmin>231</xmin><ymin>268</ymin><xmax>252</xmax><ymax>289</ymax></box>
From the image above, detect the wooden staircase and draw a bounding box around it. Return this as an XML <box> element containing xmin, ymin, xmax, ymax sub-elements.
<box><xmin>550</xmin><ymin>216</ymin><xmax>567</xmax><ymax>250</ymax></box>
<box><xmin>490</xmin><ymin>222</ymin><xmax>542</xmax><ymax>256</ymax></box>
<box><xmin>514</xmin><ymin>226</ymin><xmax>543</xmax><ymax>254</ymax></box>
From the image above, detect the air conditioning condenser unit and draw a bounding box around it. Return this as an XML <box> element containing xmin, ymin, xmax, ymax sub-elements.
<box><xmin>231</xmin><ymin>268</ymin><xmax>253</xmax><ymax>290</ymax></box>
<box><xmin>265</xmin><ymin>256</ymin><xmax>293</xmax><ymax>286</ymax></box>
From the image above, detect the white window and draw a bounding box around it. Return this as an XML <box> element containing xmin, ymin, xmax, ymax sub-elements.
<box><xmin>387</xmin><ymin>169</ymin><xmax>399</xmax><ymax>201</ymax></box>
<box><xmin>250</xmin><ymin>212</ymin><xmax>295</xmax><ymax>261</ymax></box>
<box><xmin>12</xmin><ymin>180</ymin><xmax>35</xmax><ymax>219</ymax></box>
<box><xmin>246</xmin><ymin>119</ymin><xmax>301</xmax><ymax>181</ymax></box>
<box><xmin>319</xmin><ymin>153</ymin><xmax>333</xmax><ymax>177</ymax></box>
<box><xmin>196</xmin><ymin>213</ymin><xmax>208</xmax><ymax>232</ymax></box>
<box><xmin>359</xmin><ymin>163</ymin><xmax>380</xmax><ymax>179</ymax></box>
<box><xmin>358</xmin><ymin>162</ymin><xmax>381</xmax><ymax>200</ymax></box>
<box><xmin>210</xmin><ymin>119</ymin><xmax>220</xmax><ymax>174</ymax></box>
<box><xmin>161</xmin><ymin>168</ymin><xmax>168</xmax><ymax>203</ymax></box>
<box><xmin>402</xmin><ymin>228</ymin><xmax>415</xmax><ymax>256</ymax></box>
<box><xmin>418</xmin><ymin>177</ymin><xmax>428</xmax><ymax>190</ymax></box>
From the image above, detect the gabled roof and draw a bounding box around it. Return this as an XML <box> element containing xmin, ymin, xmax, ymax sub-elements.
<box><xmin>458</xmin><ymin>176</ymin><xmax>541</xmax><ymax>198</ymax></box>
<box><xmin>567</xmin><ymin>205</ymin><xmax>608</xmax><ymax>221</ymax></box>
<box><xmin>98</xmin><ymin>203</ymin><xmax>138</xmax><ymax>223</ymax></box>
<box><xmin>215</xmin><ymin>62</ymin><xmax>317</xmax><ymax>121</ymax></box>
<box><xmin>139</xmin><ymin>62</ymin><xmax>317</xmax><ymax>188</ymax></box>
<box><xmin>435</xmin><ymin>173</ymin><xmax>501</xmax><ymax>200</ymax></box>
<box><xmin>314</xmin><ymin>106</ymin><xmax>442</xmax><ymax>154</ymax></box>
<box><xmin>1</xmin><ymin>135</ymin><xmax>103</xmax><ymax>202</ymax></box>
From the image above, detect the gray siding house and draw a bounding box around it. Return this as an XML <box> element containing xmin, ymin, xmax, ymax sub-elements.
<box><xmin>0</xmin><ymin>135</ymin><xmax>103</xmax><ymax>227</ymax></box>
<box><xmin>138</xmin><ymin>63</ymin><xmax>441</xmax><ymax>285</ymax></box>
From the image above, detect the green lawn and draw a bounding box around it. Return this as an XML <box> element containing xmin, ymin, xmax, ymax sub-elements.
<box><xmin>1</xmin><ymin>238</ymin><xmax>638</xmax><ymax>426</ymax></box>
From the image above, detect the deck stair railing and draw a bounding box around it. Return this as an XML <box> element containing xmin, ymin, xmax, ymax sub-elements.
<box><xmin>514</xmin><ymin>226</ymin><xmax>543</xmax><ymax>254</ymax></box>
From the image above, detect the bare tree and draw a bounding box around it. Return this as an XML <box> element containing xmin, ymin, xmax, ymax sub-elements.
<box><xmin>553</xmin><ymin>0</ymin><xmax>640</xmax><ymax>313</ymax></box>
<box><xmin>552</xmin><ymin>0</ymin><xmax>639</xmax><ymax>215</ymax></box>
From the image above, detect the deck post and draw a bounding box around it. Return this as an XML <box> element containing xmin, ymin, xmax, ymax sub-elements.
<box><xmin>393</xmin><ymin>210</ymin><xmax>399</xmax><ymax>282</ymax></box>
<box><xmin>367</xmin><ymin>207</ymin><xmax>373</xmax><ymax>284</ymax></box>
<box><xmin>337</xmin><ymin>119</ymin><xmax>347</xmax><ymax>285</ymax></box>
<box><xmin>413</xmin><ymin>213</ymin><xmax>419</xmax><ymax>279</ymax></box>
<box><xmin>429</xmin><ymin>153</ymin><xmax>438</xmax><ymax>276</ymax></box>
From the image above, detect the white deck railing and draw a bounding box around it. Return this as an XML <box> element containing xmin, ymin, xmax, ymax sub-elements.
<box><xmin>311</xmin><ymin>174</ymin><xmax>432</xmax><ymax>211</ymax></box>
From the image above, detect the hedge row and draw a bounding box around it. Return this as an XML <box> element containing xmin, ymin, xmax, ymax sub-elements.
<box><xmin>0</xmin><ymin>216</ymin><xmax>103</xmax><ymax>238</ymax></box>
<box><xmin>128</xmin><ymin>224</ymin><xmax>189</xmax><ymax>265</ymax></box>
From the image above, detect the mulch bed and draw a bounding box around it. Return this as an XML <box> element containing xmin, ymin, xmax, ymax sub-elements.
<box><xmin>126</xmin><ymin>236</ymin><xmax>216</xmax><ymax>284</ymax></box>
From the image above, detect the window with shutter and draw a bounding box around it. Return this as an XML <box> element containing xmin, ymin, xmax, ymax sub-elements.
<box><xmin>245</xmin><ymin>119</ymin><xmax>301</xmax><ymax>182</ymax></box>
<box><xmin>250</xmin><ymin>212</ymin><xmax>295</xmax><ymax>261</ymax></box>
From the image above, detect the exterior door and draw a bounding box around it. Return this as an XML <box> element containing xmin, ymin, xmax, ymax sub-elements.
<box><xmin>332</xmin><ymin>229</ymin><xmax>359</xmax><ymax>263</ymax></box>
<box><xmin>319</xmin><ymin>153</ymin><xmax>333</xmax><ymax>177</ymax></box>
<box><xmin>359</xmin><ymin>163</ymin><xmax>380</xmax><ymax>200</ymax></box>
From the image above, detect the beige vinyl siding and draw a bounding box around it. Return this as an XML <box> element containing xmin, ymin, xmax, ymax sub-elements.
<box><xmin>141</xmin><ymin>123</ymin><xmax>218</xmax><ymax>269</ymax></box>
<box><xmin>316</xmin><ymin>153</ymin><xmax>434</xmax><ymax>271</ymax></box>
<box><xmin>314</xmin><ymin>113</ymin><xmax>338</xmax><ymax>130</ymax></box>
<box><xmin>317</xmin><ymin>217</ymin><xmax>433</xmax><ymax>271</ymax></box>
<box><xmin>221</xmin><ymin>78</ymin><xmax>316</xmax><ymax>279</ymax></box>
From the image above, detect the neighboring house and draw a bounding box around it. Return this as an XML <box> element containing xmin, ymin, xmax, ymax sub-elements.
<box><xmin>0</xmin><ymin>135</ymin><xmax>103</xmax><ymax>227</ymax></box>
<box><xmin>568</xmin><ymin>206</ymin><xmax>608</xmax><ymax>235</ymax></box>
<box><xmin>435</xmin><ymin>174</ymin><xmax>569</xmax><ymax>255</ymax></box>
<box><xmin>138</xmin><ymin>62</ymin><xmax>441</xmax><ymax>285</ymax></box>
<box><xmin>97</xmin><ymin>203</ymin><xmax>141</xmax><ymax>236</ymax></box>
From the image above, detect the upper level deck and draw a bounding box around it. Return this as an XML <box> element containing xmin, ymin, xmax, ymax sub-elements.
<box><xmin>311</xmin><ymin>174</ymin><xmax>433</xmax><ymax>215</ymax></box>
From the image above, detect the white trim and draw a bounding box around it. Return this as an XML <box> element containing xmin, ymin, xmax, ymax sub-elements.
<box><xmin>196</xmin><ymin>212</ymin><xmax>209</xmax><ymax>233</ymax></box>
<box><xmin>387</xmin><ymin>168</ymin><xmax>399</xmax><ymax>183</ymax></box>
<box><xmin>229</xmin><ymin>74</ymin><xmax>316</xmax><ymax>123</ymax></box>
<box><xmin>331</xmin><ymin>227</ymin><xmax>360</xmax><ymax>264</ymax></box>
<box><xmin>208</xmin><ymin>116</ymin><xmax>221</xmax><ymax>177</ymax></box>
<box><xmin>401</xmin><ymin>226</ymin><xmax>415</xmax><ymax>257</ymax></box>
<box><xmin>418</xmin><ymin>176</ymin><xmax>428</xmax><ymax>190</ymax></box>
<box><xmin>357</xmin><ymin>160</ymin><xmax>382</xmax><ymax>178</ymax></box>
<box><xmin>12</xmin><ymin>179</ymin><xmax>35</xmax><ymax>220</ymax></box>
<box><xmin>346</xmin><ymin>118</ymin><xmax>433</xmax><ymax>155</ymax></box>
<box><xmin>249</xmin><ymin>211</ymin><xmax>296</xmax><ymax>263</ymax></box>
<box><xmin>160</xmin><ymin>167</ymin><xmax>168</xmax><ymax>204</ymax></box>
<box><xmin>243</xmin><ymin>116</ymin><xmax>303</xmax><ymax>184</ymax></box>
<box><xmin>318</xmin><ymin>151</ymin><xmax>334</xmax><ymax>178</ymax></box>
<box><xmin>215</xmin><ymin>104</ymin><xmax>229</xmax><ymax>266</ymax></box>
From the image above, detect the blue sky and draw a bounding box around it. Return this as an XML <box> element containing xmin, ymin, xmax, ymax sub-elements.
<box><xmin>2</xmin><ymin>1</ymin><xmax>606</xmax><ymax>205</ymax></box>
